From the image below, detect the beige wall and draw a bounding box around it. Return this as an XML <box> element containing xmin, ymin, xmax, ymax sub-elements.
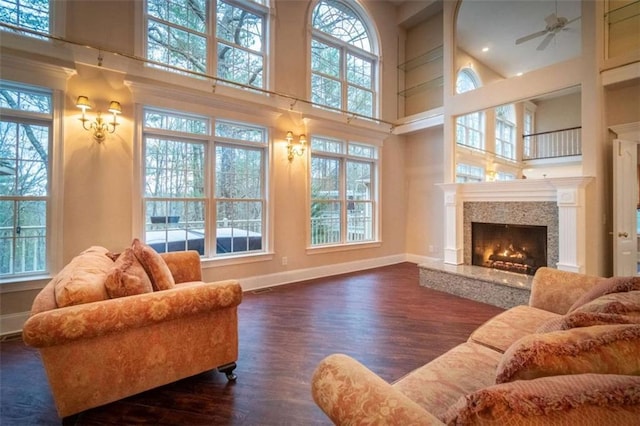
<box><xmin>0</xmin><ymin>0</ymin><xmax>406</xmax><ymax>321</ymax></box>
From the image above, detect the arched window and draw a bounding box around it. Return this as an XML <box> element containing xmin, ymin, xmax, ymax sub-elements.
<box><xmin>455</xmin><ymin>68</ymin><xmax>483</xmax><ymax>149</ymax></box>
<box><xmin>495</xmin><ymin>105</ymin><xmax>516</xmax><ymax>159</ymax></box>
<box><xmin>456</xmin><ymin>68</ymin><xmax>480</xmax><ymax>94</ymax></box>
<box><xmin>311</xmin><ymin>0</ymin><xmax>378</xmax><ymax>117</ymax></box>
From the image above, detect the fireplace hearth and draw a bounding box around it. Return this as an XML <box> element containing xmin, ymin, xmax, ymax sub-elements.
<box><xmin>472</xmin><ymin>222</ymin><xmax>547</xmax><ymax>275</ymax></box>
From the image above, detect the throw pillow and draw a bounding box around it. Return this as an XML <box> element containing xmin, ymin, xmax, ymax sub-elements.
<box><xmin>131</xmin><ymin>238</ymin><xmax>175</xmax><ymax>291</ymax></box>
<box><xmin>575</xmin><ymin>290</ymin><xmax>640</xmax><ymax>316</ymax></box>
<box><xmin>568</xmin><ymin>276</ymin><xmax>640</xmax><ymax>312</ymax></box>
<box><xmin>53</xmin><ymin>246</ymin><xmax>113</xmax><ymax>308</ymax></box>
<box><xmin>104</xmin><ymin>248</ymin><xmax>153</xmax><ymax>299</ymax></box>
<box><xmin>496</xmin><ymin>324</ymin><xmax>640</xmax><ymax>384</ymax></box>
<box><xmin>442</xmin><ymin>374</ymin><xmax>640</xmax><ymax>425</ymax></box>
<box><xmin>537</xmin><ymin>311</ymin><xmax>640</xmax><ymax>333</ymax></box>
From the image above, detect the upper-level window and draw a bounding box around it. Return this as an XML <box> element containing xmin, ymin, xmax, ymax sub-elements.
<box><xmin>0</xmin><ymin>0</ymin><xmax>50</xmax><ymax>37</ymax></box>
<box><xmin>142</xmin><ymin>107</ymin><xmax>268</xmax><ymax>257</ymax></box>
<box><xmin>495</xmin><ymin>105</ymin><xmax>516</xmax><ymax>160</ymax></box>
<box><xmin>310</xmin><ymin>135</ymin><xmax>378</xmax><ymax>247</ymax></box>
<box><xmin>456</xmin><ymin>68</ymin><xmax>480</xmax><ymax>94</ymax></box>
<box><xmin>456</xmin><ymin>163</ymin><xmax>484</xmax><ymax>183</ymax></box>
<box><xmin>311</xmin><ymin>0</ymin><xmax>377</xmax><ymax>117</ymax></box>
<box><xmin>0</xmin><ymin>81</ymin><xmax>52</xmax><ymax>278</ymax></box>
<box><xmin>145</xmin><ymin>0</ymin><xmax>267</xmax><ymax>89</ymax></box>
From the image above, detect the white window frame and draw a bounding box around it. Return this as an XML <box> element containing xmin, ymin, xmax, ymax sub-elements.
<box><xmin>139</xmin><ymin>106</ymin><xmax>271</xmax><ymax>263</ymax></box>
<box><xmin>141</xmin><ymin>0</ymin><xmax>269</xmax><ymax>90</ymax></box>
<box><xmin>310</xmin><ymin>0</ymin><xmax>379</xmax><ymax>118</ymax></box>
<box><xmin>495</xmin><ymin>105</ymin><xmax>516</xmax><ymax>160</ymax></box>
<box><xmin>308</xmin><ymin>135</ymin><xmax>379</xmax><ymax>251</ymax></box>
<box><xmin>0</xmin><ymin>80</ymin><xmax>63</xmax><ymax>286</ymax></box>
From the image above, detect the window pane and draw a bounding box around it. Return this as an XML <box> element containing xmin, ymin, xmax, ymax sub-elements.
<box><xmin>0</xmin><ymin>200</ymin><xmax>14</xmax><ymax>274</ymax></box>
<box><xmin>311</xmin><ymin>39</ymin><xmax>340</xmax><ymax>78</ymax></box>
<box><xmin>311</xmin><ymin>201</ymin><xmax>341</xmax><ymax>245</ymax></box>
<box><xmin>311</xmin><ymin>157</ymin><xmax>340</xmax><ymax>199</ymax></box>
<box><xmin>0</xmin><ymin>121</ymin><xmax>49</xmax><ymax>196</ymax></box>
<box><xmin>0</xmin><ymin>84</ymin><xmax>52</xmax><ymax>114</ymax></box>
<box><xmin>147</xmin><ymin>0</ymin><xmax>206</xmax><ymax>33</ymax></box>
<box><xmin>346</xmin><ymin>53</ymin><xmax>371</xmax><ymax>87</ymax></box>
<box><xmin>311</xmin><ymin>74</ymin><xmax>341</xmax><ymax>109</ymax></box>
<box><xmin>347</xmin><ymin>201</ymin><xmax>372</xmax><ymax>242</ymax></box>
<box><xmin>215</xmin><ymin>121</ymin><xmax>265</xmax><ymax>142</ymax></box>
<box><xmin>311</xmin><ymin>0</ymin><xmax>371</xmax><ymax>52</ymax></box>
<box><xmin>215</xmin><ymin>145</ymin><xmax>262</xmax><ymax>199</ymax></box>
<box><xmin>145</xmin><ymin>200</ymin><xmax>205</xmax><ymax>254</ymax></box>
<box><xmin>217</xmin><ymin>1</ymin><xmax>262</xmax><ymax>51</ymax></box>
<box><xmin>144</xmin><ymin>138</ymin><xmax>205</xmax><ymax>198</ymax></box>
<box><xmin>147</xmin><ymin>16</ymin><xmax>207</xmax><ymax>73</ymax></box>
<box><xmin>346</xmin><ymin>161</ymin><xmax>371</xmax><ymax>200</ymax></box>
<box><xmin>348</xmin><ymin>142</ymin><xmax>376</xmax><ymax>159</ymax></box>
<box><xmin>217</xmin><ymin>42</ymin><xmax>263</xmax><ymax>88</ymax></box>
<box><xmin>144</xmin><ymin>109</ymin><xmax>209</xmax><ymax>134</ymax></box>
<box><xmin>347</xmin><ymin>85</ymin><xmax>372</xmax><ymax>116</ymax></box>
<box><xmin>216</xmin><ymin>201</ymin><xmax>262</xmax><ymax>254</ymax></box>
<box><xmin>0</xmin><ymin>0</ymin><xmax>49</xmax><ymax>35</ymax></box>
<box><xmin>312</xmin><ymin>136</ymin><xmax>343</xmax><ymax>154</ymax></box>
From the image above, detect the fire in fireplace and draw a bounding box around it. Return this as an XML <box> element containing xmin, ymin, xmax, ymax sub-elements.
<box><xmin>471</xmin><ymin>222</ymin><xmax>547</xmax><ymax>275</ymax></box>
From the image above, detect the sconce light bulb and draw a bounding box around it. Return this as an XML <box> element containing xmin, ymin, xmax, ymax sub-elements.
<box><xmin>108</xmin><ymin>101</ymin><xmax>122</xmax><ymax>115</ymax></box>
<box><xmin>76</xmin><ymin>95</ymin><xmax>91</xmax><ymax>111</ymax></box>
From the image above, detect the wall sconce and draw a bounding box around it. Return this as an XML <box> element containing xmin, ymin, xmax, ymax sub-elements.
<box><xmin>76</xmin><ymin>96</ymin><xmax>121</xmax><ymax>142</ymax></box>
<box><xmin>286</xmin><ymin>130</ymin><xmax>306</xmax><ymax>162</ymax></box>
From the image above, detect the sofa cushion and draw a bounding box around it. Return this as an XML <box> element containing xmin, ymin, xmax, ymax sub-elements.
<box><xmin>469</xmin><ymin>305</ymin><xmax>560</xmax><ymax>353</ymax></box>
<box><xmin>568</xmin><ymin>276</ymin><xmax>640</xmax><ymax>313</ymax></box>
<box><xmin>104</xmin><ymin>248</ymin><xmax>154</xmax><ymax>299</ymax></box>
<box><xmin>131</xmin><ymin>238</ymin><xmax>175</xmax><ymax>291</ymax></box>
<box><xmin>442</xmin><ymin>374</ymin><xmax>640</xmax><ymax>425</ymax></box>
<box><xmin>495</xmin><ymin>324</ymin><xmax>640</xmax><ymax>384</ymax></box>
<box><xmin>537</xmin><ymin>311</ymin><xmax>640</xmax><ymax>333</ymax></box>
<box><xmin>53</xmin><ymin>246</ymin><xmax>113</xmax><ymax>308</ymax></box>
<box><xmin>575</xmin><ymin>290</ymin><xmax>640</xmax><ymax>316</ymax></box>
<box><xmin>393</xmin><ymin>342</ymin><xmax>502</xmax><ymax>420</ymax></box>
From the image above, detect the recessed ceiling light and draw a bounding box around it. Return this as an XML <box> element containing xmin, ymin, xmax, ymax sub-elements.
<box><xmin>482</xmin><ymin>47</ymin><xmax>489</xmax><ymax>52</ymax></box>
<box><xmin>516</xmin><ymin>72</ymin><xmax>523</xmax><ymax>77</ymax></box>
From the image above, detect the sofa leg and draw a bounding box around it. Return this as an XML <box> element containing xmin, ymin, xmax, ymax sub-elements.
<box><xmin>217</xmin><ymin>362</ymin><xmax>237</xmax><ymax>381</ymax></box>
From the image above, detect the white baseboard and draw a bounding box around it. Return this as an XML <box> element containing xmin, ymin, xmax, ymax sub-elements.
<box><xmin>1</xmin><ymin>253</ymin><xmax>423</xmax><ymax>336</ymax></box>
<box><xmin>0</xmin><ymin>312</ymin><xmax>30</xmax><ymax>337</ymax></box>
<box><xmin>239</xmin><ymin>254</ymin><xmax>409</xmax><ymax>292</ymax></box>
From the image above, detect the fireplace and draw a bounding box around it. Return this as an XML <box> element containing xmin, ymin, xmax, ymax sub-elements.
<box><xmin>471</xmin><ymin>222</ymin><xmax>547</xmax><ymax>275</ymax></box>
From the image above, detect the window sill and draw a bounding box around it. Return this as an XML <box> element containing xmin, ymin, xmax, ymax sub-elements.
<box><xmin>306</xmin><ymin>241</ymin><xmax>382</xmax><ymax>255</ymax></box>
<box><xmin>0</xmin><ymin>275</ymin><xmax>51</xmax><ymax>293</ymax></box>
<box><xmin>200</xmin><ymin>252</ymin><xmax>275</xmax><ymax>269</ymax></box>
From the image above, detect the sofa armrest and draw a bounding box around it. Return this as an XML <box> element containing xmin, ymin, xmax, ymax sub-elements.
<box><xmin>22</xmin><ymin>280</ymin><xmax>241</xmax><ymax>347</ymax></box>
<box><xmin>312</xmin><ymin>354</ymin><xmax>444</xmax><ymax>425</ymax></box>
<box><xmin>160</xmin><ymin>250</ymin><xmax>202</xmax><ymax>283</ymax></box>
<box><xmin>529</xmin><ymin>267</ymin><xmax>605</xmax><ymax>314</ymax></box>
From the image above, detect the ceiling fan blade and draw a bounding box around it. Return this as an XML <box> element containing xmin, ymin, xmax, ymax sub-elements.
<box><xmin>544</xmin><ymin>13</ymin><xmax>558</xmax><ymax>27</ymax></box>
<box><xmin>537</xmin><ymin>33</ymin><xmax>555</xmax><ymax>51</ymax></box>
<box><xmin>565</xmin><ymin>15</ymin><xmax>581</xmax><ymax>25</ymax></box>
<box><xmin>515</xmin><ymin>29</ymin><xmax>548</xmax><ymax>45</ymax></box>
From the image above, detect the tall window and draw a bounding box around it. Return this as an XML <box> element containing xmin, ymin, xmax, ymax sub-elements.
<box><xmin>0</xmin><ymin>82</ymin><xmax>52</xmax><ymax>278</ymax></box>
<box><xmin>145</xmin><ymin>0</ymin><xmax>267</xmax><ymax>89</ymax></box>
<box><xmin>456</xmin><ymin>68</ymin><xmax>483</xmax><ymax>150</ymax></box>
<box><xmin>495</xmin><ymin>105</ymin><xmax>516</xmax><ymax>159</ymax></box>
<box><xmin>310</xmin><ymin>136</ymin><xmax>377</xmax><ymax>246</ymax></box>
<box><xmin>142</xmin><ymin>107</ymin><xmax>267</xmax><ymax>256</ymax></box>
<box><xmin>311</xmin><ymin>0</ymin><xmax>377</xmax><ymax>117</ymax></box>
<box><xmin>0</xmin><ymin>0</ymin><xmax>49</xmax><ymax>36</ymax></box>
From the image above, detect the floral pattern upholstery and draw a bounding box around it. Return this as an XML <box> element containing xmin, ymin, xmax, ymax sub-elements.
<box><xmin>22</xmin><ymin>250</ymin><xmax>242</xmax><ymax>417</ymax></box>
<box><xmin>312</xmin><ymin>268</ymin><xmax>640</xmax><ymax>425</ymax></box>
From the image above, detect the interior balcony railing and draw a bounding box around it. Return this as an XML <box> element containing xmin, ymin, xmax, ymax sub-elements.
<box><xmin>522</xmin><ymin>126</ymin><xmax>582</xmax><ymax>160</ymax></box>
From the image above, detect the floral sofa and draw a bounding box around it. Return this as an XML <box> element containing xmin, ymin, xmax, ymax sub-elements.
<box><xmin>312</xmin><ymin>267</ymin><xmax>640</xmax><ymax>425</ymax></box>
<box><xmin>22</xmin><ymin>240</ymin><xmax>242</xmax><ymax>418</ymax></box>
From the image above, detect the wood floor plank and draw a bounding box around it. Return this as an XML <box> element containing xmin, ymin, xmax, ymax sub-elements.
<box><xmin>0</xmin><ymin>262</ymin><xmax>504</xmax><ymax>425</ymax></box>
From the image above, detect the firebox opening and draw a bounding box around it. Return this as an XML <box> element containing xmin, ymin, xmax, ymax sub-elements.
<box><xmin>471</xmin><ymin>222</ymin><xmax>547</xmax><ymax>276</ymax></box>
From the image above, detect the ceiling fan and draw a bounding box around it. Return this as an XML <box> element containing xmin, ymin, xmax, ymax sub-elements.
<box><xmin>515</xmin><ymin>12</ymin><xmax>581</xmax><ymax>51</ymax></box>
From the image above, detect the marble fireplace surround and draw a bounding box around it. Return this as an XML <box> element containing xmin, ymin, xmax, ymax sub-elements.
<box><xmin>438</xmin><ymin>177</ymin><xmax>593</xmax><ymax>274</ymax></box>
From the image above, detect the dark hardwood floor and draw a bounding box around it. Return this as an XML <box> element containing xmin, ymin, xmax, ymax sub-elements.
<box><xmin>1</xmin><ymin>262</ymin><xmax>504</xmax><ymax>425</ymax></box>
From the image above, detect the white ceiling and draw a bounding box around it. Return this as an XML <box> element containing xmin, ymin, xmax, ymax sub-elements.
<box><xmin>455</xmin><ymin>0</ymin><xmax>582</xmax><ymax>78</ymax></box>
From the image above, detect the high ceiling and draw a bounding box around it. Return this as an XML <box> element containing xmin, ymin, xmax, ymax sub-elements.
<box><xmin>455</xmin><ymin>0</ymin><xmax>582</xmax><ymax>78</ymax></box>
